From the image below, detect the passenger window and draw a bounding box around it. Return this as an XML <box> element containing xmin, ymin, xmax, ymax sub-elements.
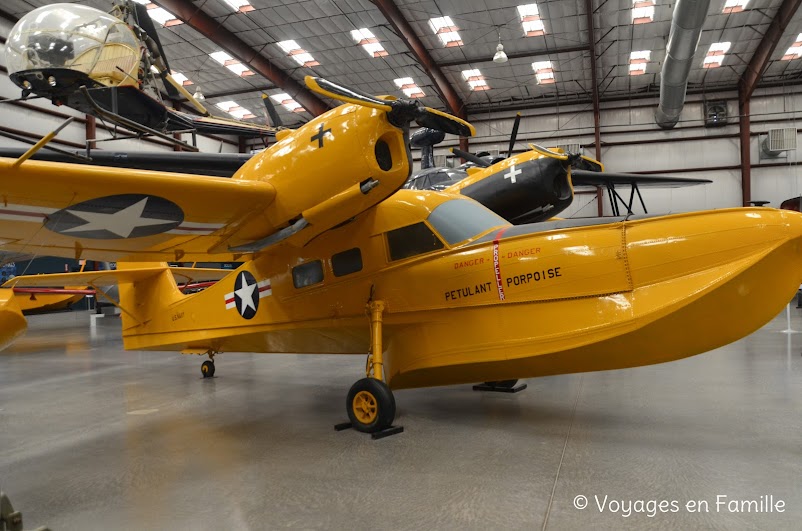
<box><xmin>292</xmin><ymin>260</ymin><xmax>324</xmax><ymax>288</ymax></box>
<box><xmin>332</xmin><ymin>248</ymin><xmax>363</xmax><ymax>277</ymax></box>
<box><xmin>386</xmin><ymin>222</ymin><xmax>444</xmax><ymax>261</ymax></box>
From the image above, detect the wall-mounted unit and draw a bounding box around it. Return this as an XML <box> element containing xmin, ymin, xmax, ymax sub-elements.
<box><xmin>761</xmin><ymin>127</ymin><xmax>797</xmax><ymax>158</ymax></box>
<box><xmin>703</xmin><ymin>100</ymin><xmax>728</xmax><ymax>127</ymax></box>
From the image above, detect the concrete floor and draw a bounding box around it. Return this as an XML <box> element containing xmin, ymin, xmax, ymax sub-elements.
<box><xmin>1</xmin><ymin>310</ymin><xmax>801</xmax><ymax>530</ymax></box>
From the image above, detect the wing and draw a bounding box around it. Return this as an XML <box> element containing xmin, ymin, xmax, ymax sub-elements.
<box><xmin>3</xmin><ymin>267</ymin><xmax>232</xmax><ymax>289</ymax></box>
<box><xmin>571</xmin><ymin>169</ymin><xmax>712</xmax><ymax>188</ymax></box>
<box><xmin>174</xmin><ymin>110</ymin><xmax>277</xmax><ymax>138</ymax></box>
<box><xmin>0</xmin><ymin>148</ymin><xmax>251</xmax><ymax>177</ymax></box>
<box><xmin>0</xmin><ymin>158</ymin><xmax>275</xmax><ymax>262</ymax></box>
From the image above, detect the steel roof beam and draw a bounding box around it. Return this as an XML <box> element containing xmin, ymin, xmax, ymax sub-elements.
<box><xmin>370</xmin><ymin>0</ymin><xmax>467</xmax><ymax>120</ymax></box>
<box><xmin>738</xmin><ymin>0</ymin><xmax>802</xmax><ymax>103</ymax></box>
<box><xmin>438</xmin><ymin>44</ymin><xmax>590</xmax><ymax>68</ymax></box>
<box><xmin>152</xmin><ymin>0</ymin><xmax>329</xmax><ymax>117</ymax></box>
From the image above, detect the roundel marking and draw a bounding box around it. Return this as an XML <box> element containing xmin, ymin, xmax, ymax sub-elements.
<box><xmin>45</xmin><ymin>194</ymin><xmax>184</xmax><ymax>239</ymax></box>
<box><xmin>234</xmin><ymin>271</ymin><xmax>259</xmax><ymax>320</ymax></box>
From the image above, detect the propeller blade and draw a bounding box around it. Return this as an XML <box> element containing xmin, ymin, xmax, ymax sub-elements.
<box><xmin>529</xmin><ymin>143</ymin><xmax>569</xmax><ymax>161</ymax></box>
<box><xmin>507</xmin><ymin>112</ymin><xmax>521</xmax><ymax>157</ymax></box>
<box><xmin>416</xmin><ymin>107</ymin><xmax>476</xmax><ymax>137</ymax></box>
<box><xmin>305</xmin><ymin>76</ymin><xmax>392</xmax><ymax>111</ymax></box>
<box><xmin>262</xmin><ymin>94</ymin><xmax>283</xmax><ymax>128</ymax></box>
<box><xmin>451</xmin><ymin>148</ymin><xmax>491</xmax><ymax>168</ymax></box>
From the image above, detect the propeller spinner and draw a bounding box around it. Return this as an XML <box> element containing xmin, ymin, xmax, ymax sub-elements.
<box><xmin>305</xmin><ymin>76</ymin><xmax>475</xmax><ymax>138</ymax></box>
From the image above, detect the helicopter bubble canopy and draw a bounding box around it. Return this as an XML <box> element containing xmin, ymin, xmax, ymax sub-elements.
<box><xmin>5</xmin><ymin>3</ymin><xmax>140</xmax><ymax>88</ymax></box>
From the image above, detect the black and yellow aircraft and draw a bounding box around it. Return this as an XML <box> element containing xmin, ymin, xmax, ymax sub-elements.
<box><xmin>3</xmin><ymin>1</ymin><xmax>278</xmax><ymax>147</ymax></box>
<box><xmin>0</xmin><ymin>76</ymin><xmax>801</xmax><ymax>438</ymax></box>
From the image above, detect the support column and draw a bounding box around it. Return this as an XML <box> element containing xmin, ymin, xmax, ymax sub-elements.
<box><xmin>739</xmin><ymin>94</ymin><xmax>751</xmax><ymax>206</ymax></box>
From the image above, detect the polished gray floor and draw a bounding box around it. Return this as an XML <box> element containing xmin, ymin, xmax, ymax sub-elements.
<box><xmin>1</xmin><ymin>309</ymin><xmax>801</xmax><ymax>530</ymax></box>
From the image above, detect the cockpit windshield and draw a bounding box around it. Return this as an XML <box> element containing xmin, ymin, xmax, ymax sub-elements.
<box><xmin>427</xmin><ymin>199</ymin><xmax>509</xmax><ymax>245</ymax></box>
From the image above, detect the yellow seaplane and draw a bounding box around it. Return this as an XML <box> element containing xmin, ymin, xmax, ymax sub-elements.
<box><xmin>1</xmin><ymin>77</ymin><xmax>802</xmax><ymax>437</ymax></box>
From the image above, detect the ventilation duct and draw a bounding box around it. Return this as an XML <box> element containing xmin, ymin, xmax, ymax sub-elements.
<box><xmin>655</xmin><ymin>0</ymin><xmax>711</xmax><ymax>129</ymax></box>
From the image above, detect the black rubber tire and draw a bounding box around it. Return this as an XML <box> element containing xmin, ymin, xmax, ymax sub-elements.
<box><xmin>484</xmin><ymin>379</ymin><xmax>518</xmax><ymax>388</ymax></box>
<box><xmin>201</xmin><ymin>360</ymin><xmax>215</xmax><ymax>378</ymax></box>
<box><xmin>346</xmin><ymin>378</ymin><xmax>395</xmax><ymax>433</ymax></box>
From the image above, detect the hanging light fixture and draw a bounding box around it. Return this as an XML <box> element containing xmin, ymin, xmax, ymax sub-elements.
<box><xmin>493</xmin><ymin>29</ymin><xmax>508</xmax><ymax>63</ymax></box>
<box><xmin>193</xmin><ymin>87</ymin><xmax>205</xmax><ymax>100</ymax></box>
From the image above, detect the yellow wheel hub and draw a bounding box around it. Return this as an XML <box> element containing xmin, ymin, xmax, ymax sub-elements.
<box><xmin>352</xmin><ymin>390</ymin><xmax>378</xmax><ymax>425</ymax></box>
<box><xmin>202</xmin><ymin>365</ymin><xmax>209</xmax><ymax>373</ymax></box>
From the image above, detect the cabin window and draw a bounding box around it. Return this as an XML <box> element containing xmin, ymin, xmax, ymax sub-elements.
<box><xmin>332</xmin><ymin>248</ymin><xmax>363</xmax><ymax>277</ymax></box>
<box><xmin>386</xmin><ymin>222</ymin><xmax>444</xmax><ymax>261</ymax></box>
<box><xmin>292</xmin><ymin>260</ymin><xmax>324</xmax><ymax>288</ymax></box>
<box><xmin>427</xmin><ymin>199</ymin><xmax>508</xmax><ymax>245</ymax></box>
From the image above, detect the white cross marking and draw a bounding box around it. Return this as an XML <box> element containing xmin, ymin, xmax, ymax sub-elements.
<box><xmin>504</xmin><ymin>165</ymin><xmax>522</xmax><ymax>184</ymax></box>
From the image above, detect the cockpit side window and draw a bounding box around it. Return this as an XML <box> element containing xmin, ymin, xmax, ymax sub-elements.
<box><xmin>386</xmin><ymin>222</ymin><xmax>444</xmax><ymax>261</ymax></box>
<box><xmin>292</xmin><ymin>260</ymin><xmax>324</xmax><ymax>288</ymax></box>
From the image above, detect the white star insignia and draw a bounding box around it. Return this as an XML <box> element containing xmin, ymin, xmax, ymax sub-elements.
<box><xmin>234</xmin><ymin>272</ymin><xmax>257</xmax><ymax>315</ymax></box>
<box><xmin>63</xmin><ymin>198</ymin><xmax>175</xmax><ymax>238</ymax></box>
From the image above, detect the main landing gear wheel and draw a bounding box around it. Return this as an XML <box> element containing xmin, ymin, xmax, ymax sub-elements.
<box><xmin>346</xmin><ymin>378</ymin><xmax>395</xmax><ymax>433</ymax></box>
<box><xmin>201</xmin><ymin>360</ymin><xmax>215</xmax><ymax>378</ymax></box>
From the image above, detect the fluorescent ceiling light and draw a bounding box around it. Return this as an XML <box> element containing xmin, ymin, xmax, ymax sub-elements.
<box><xmin>629</xmin><ymin>50</ymin><xmax>651</xmax><ymax>74</ymax></box>
<box><xmin>429</xmin><ymin>16</ymin><xmax>462</xmax><ymax>47</ymax></box>
<box><xmin>350</xmin><ymin>28</ymin><xmax>388</xmax><ymax>58</ymax></box>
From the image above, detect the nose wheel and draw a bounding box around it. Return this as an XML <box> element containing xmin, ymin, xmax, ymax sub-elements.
<box><xmin>201</xmin><ymin>360</ymin><xmax>215</xmax><ymax>378</ymax></box>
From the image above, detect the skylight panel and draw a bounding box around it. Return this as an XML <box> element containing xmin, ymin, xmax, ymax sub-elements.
<box><xmin>131</xmin><ymin>1</ymin><xmax>183</xmax><ymax>27</ymax></box>
<box><xmin>270</xmin><ymin>93</ymin><xmax>305</xmax><ymax>113</ymax></box>
<box><xmin>783</xmin><ymin>33</ymin><xmax>802</xmax><ymax>60</ymax></box>
<box><xmin>517</xmin><ymin>3</ymin><xmax>546</xmax><ymax>37</ymax></box>
<box><xmin>629</xmin><ymin>50</ymin><xmax>651</xmax><ymax>75</ymax></box>
<box><xmin>394</xmin><ymin>77</ymin><xmax>425</xmax><ymax>98</ymax></box>
<box><xmin>276</xmin><ymin>40</ymin><xmax>320</xmax><ymax>67</ymax></box>
<box><xmin>215</xmin><ymin>100</ymin><xmax>255</xmax><ymax>120</ymax></box>
<box><xmin>350</xmin><ymin>28</ymin><xmax>389</xmax><ymax>58</ymax></box>
<box><xmin>170</xmin><ymin>71</ymin><xmax>192</xmax><ymax>86</ymax></box>
<box><xmin>632</xmin><ymin>1</ymin><xmax>655</xmax><ymax>24</ymax></box>
<box><xmin>532</xmin><ymin>61</ymin><xmax>555</xmax><ymax>84</ymax></box>
<box><xmin>223</xmin><ymin>0</ymin><xmax>255</xmax><ymax>13</ymax></box>
<box><xmin>429</xmin><ymin>16</ymin><xmax>463</xmax><ymax>47</ymax></box>
<box><xmin>703</xmin><ymin>42</ymin><xmax>730</xmax><ymax>68</ymax></box>
<box><xmin>461</xmin><ymin>69</ymin><xmax>489</xmax><ymax>91</ymax></box>
<box><xmin>723</xmin><ymin>0</ymin><xmax>749</xmax><ymax>13</ymax></box>
<box><xmin>209</xmin><ymin>51</ymin><xmax>254</xmax><ymax>77</ymax></box>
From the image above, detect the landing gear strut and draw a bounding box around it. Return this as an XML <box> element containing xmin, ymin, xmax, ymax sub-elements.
<box><xmin>335</xmin><ymin>300</ymin><xmax>403</xmax><ymax>439</ymax></box>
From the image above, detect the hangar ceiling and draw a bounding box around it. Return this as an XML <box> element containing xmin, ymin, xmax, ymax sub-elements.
<box><xmin>2</xmin><ymin>0</ymin><xmax>802</xmax><ymax>127</ymax></box>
